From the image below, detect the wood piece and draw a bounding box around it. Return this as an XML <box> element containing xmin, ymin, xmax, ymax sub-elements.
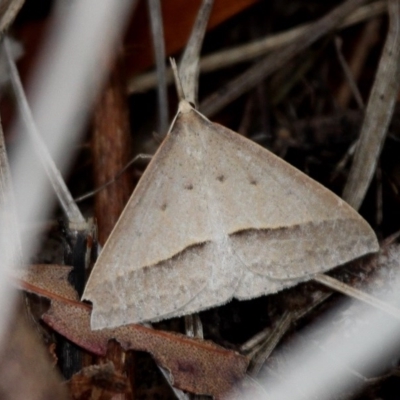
<box><xmin>92</xmin><ymin>52</ymin><xmax>133</xmax><ymax>245</ymax></box>
<box><xmin>92</xmin><ymin>48</ymin><xmax>134</xmax><ymax>400</ymax></box>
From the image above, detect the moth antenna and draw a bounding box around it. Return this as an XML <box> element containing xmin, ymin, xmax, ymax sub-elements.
<box><xmin>170</xmin><ymin>57</ymin><xmax>186</xmax><ymax>102</ymax></box>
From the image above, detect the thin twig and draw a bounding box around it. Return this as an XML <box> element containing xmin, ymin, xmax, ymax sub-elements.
<box><xmin>170</xmin><ymin>58</ymin><xmax>185</xmax><ymax>101</ymax></box>
<box><xmin>314</xmin><ymin>274</ymin><xmax>400</xmax><ymax>320</ymax></box>
<box><xmin>129</xmin><ymin>1</ymin><xmax>386</xmax><ymax>94</ymax></box>
<box><xmin>342</xmin><ymin>0</ymin><xmax>400</xmax><ymax>210</ymax></box>
<box><xmin>331</xmin><ymin>140</ymin><xmax>358</xmax><ymax>181</ymax></box>
<box><xmin>376</xmin><ymin>165</ymin><xmax>383</xmax><ymax>226</ymax></box>
<box><xmin>335</xmin><ymin>18</ymin><xmax>381</xmax><ymax>108</ymax></box>
<box><xmin>199</xmin><ymin>0</ymin><xmax>368</xmax><ymax>117</ymax></box>
<box><xmin>75</xmin><ymin>154</ymin><xmax>152</xmax><ymax>203</ymax></box>
<box><xmin>380</xmin><ymin>229</ymin><xmax>400</xmax><ymax>247</ymax></box>
<box><xmin>158</xmin><ymin>367</ymin><xmax>191</xmax><ymax>400</ymax></box>
<box><xmin>291</xmin><ymin>291</ymin><xmax>332</xmax><ymax>321</ymax></box>
<box><xmin>240</xmin><ymin>325</ymin><xmax>272</xmax><ymax>353</ymax></box>
<box><xmin>3</xmin><ymin>36</ymin><xmax>86</xmax><ymax>228</ymax></box>
<box><xmin>0</xmin><ymin>0</ymin><xmax>25</xmax><ymax>33</ymax></box>
<box><xmin>334</xmin><ymin>36</ymin><xmax>364</xmax><ymax>110</ymax></box>
<box><xmin>147</xmin><ymin>0</ymin><xmax>168</xmax><ymax>135</ymax></box>
<box><xmin>178</xmin><ymin>0</ymin><xmax>214</xmax><ymax>106</ymax></box>
<box><xmin>248</xmin><ymin>311</ymin><xmax>292</xmax><ymax>376</ymax></box>
<box><xmin>184</xmin><ymin>314</ymin><xmax>204</xmax><ymax>338</ymax></box>
<box><xmin>242</xmin><ymin>291</ymin><xmax>331</xmax><ymax>375</ymax></box>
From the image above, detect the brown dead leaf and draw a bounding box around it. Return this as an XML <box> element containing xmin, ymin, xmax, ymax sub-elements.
<box><xmin>14</xmin><ymin>264</ymin><xmax>78</xmax><ymax>301</ymax></box>
<box><xmin>14</xmin><ymin>264</ymin><xmax>248</xmax><ymax>398</ymax></box>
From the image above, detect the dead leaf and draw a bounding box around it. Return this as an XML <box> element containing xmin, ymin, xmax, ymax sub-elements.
<box><xmin>14</xmin><ymin>264</ymin><xmax>248</xmax><ymax>398</ymax></box>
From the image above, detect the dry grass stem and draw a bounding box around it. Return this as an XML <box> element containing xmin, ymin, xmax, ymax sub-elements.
<box><xmin>3</xmin><ymin>37</ymin><xmax>86</xmax><ymax>227</ymax></box>
<box><xmin>178</xmin><ymin>0</ymin><xmax>214</xmax><ymax>106</ymax></box>
<box><xmin>129</xmin><ymin>1</ymin><xmax>386</xmax><ymax>94</ymax></box>
<box><xmin>335</xmin><ymin>17</ymin><xmax>381</xmax><ymax>108</ymax></box>
<box><xmin>342</xmin><ymin>0</ymin><xmax>400</xmax><ymax>210</ymax></box>
<box><xmin>314</xmin><ymin>274</ymin><xmax>400</xmax><ymax>320</ymax></box>
<box><xmin>334</xmin><ymin>36</ymin><xmax>365</xmax><ymax>110</ymax></box>
<box><xmin>248</xmin><ymin>311</ymin><xmax>292</xmax><ymax>376</ymax></box>
<box><xmin>147</xmin><ymin>0</ymin><xmax>169</xmax><ymax>135</ymax></box>
<box><xmin>199</xmin><ymin>0</ymin><xmax>368</xmax><ymax>117</ymax></box>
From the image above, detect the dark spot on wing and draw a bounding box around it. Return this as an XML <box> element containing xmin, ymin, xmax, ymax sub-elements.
<box><xmin>161</xmin><ymin>203</ymin><xmax>167</xmax><ymax>211</ymax></box>
<box><xmin>217</xmin><ymin>174</ymin><xmax>225</xmax><ymax>182</ymax></box>
<box><xmin>250</xmin><ymin>178</ymin><xmax>257</xmax><ymax>185</ymax></box>
<box><xmin>184</xmin><ymin>183</ymin><xmax>194</xmax><ymax>190</ymax></box>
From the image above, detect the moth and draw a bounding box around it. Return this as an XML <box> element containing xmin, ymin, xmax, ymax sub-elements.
<box><xmin>83</xmin><ymin>100</ymin><xmax>379</xmax><ymax>330</ymax></box>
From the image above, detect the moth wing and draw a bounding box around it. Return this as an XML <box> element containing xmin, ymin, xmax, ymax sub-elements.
<box><xmin>84</xmin><ymin>105</ymin><xmax>232</xmax><ymax>328</ymax></box>
<box><xmin>185</xmin><ymin>113</ymin><xmax>379</xmax><ymax>281</ymax></box>
<box><xmin>84</xmin><ymin>102</ymin><xmax>379</xmax><ymax>328</ymax></box>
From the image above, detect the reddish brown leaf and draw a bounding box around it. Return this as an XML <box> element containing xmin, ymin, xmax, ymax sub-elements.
<box><xmin>14</xmin><ymin>264</ymin><xmax>78</xmax><ymax>301</ymax></box>
<box><xmin>14</xmin><ymin>265</ymin><xmax>248</xmax><ymax>398</ymax></box>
